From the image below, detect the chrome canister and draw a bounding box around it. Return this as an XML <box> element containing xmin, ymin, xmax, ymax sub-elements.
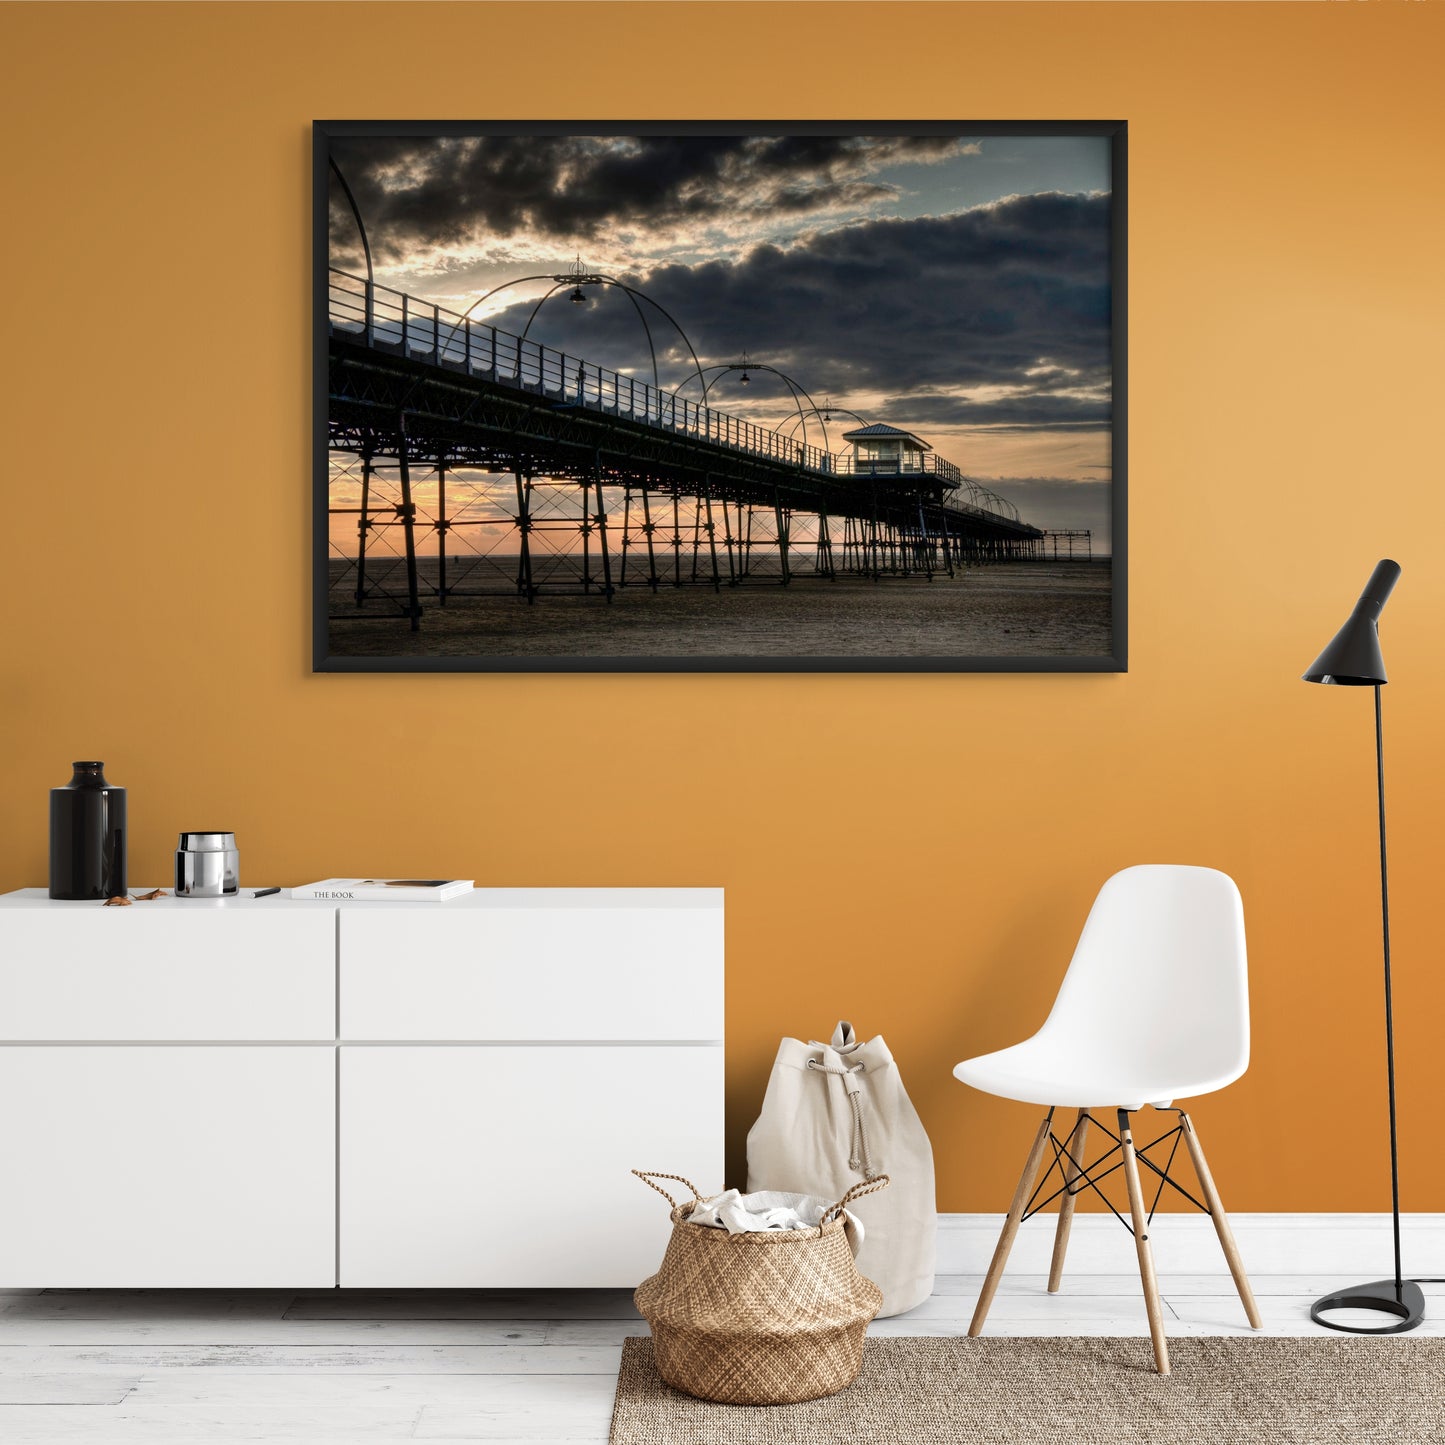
<box><xmin>175</xmin><ymin>832</ymin><xmax>239</xmax><ymax>897</ymax></box>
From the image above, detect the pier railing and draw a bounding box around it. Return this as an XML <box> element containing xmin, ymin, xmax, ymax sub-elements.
<box><xmin>328</xmin><ymin>268</ymin><xmax>1021</xmax><ymax>525</ymax></box>
<box><xmin>830</xmin><ymin>454</ymin><xmax>963</xmax><ymax>487</ymax></box>
<box><xmin>329</xmin><ymin>270</ymin><xmax>837</xmax><ymax>473</ymax></box>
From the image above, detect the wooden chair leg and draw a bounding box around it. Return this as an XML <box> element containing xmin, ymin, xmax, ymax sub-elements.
<box><xmin>1180</xmin><ymin>1110</ymin><xmax>1262</xmax><ymax>1329</ymax></box>
<box><xmin>970</xmin><ymin>1109</ymin><xmax>1054</xmax><ymax>1337</ymax></box>
<box><xmin>1118</xmin><ymin>1109</ymin><xmax>1170</xmax><ymax>1375</ymax></box>
<box><xmin>1048</xmin><ymin>1108</ymin><xmax>1090</xmax><ymax>1293</ymax></box>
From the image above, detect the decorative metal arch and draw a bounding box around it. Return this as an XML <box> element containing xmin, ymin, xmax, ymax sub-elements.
<box><xmin>519</xmin><ymin>278</ymin><xmax>664</xmax><ymax>394</ymax></box>
<box><xmin>443</xmin><ymin>268</ymin><xmax>707</xmax><ymax>399</ymax></box>
<box><xmin>682</xmin><ymin>361</ymin><xmax>828</xmax><ymax>454</ymax></box>
<box><xmin>328</xmin><ymin>156</ymin><xmax>374</xmax><ymax>328</ymax></box>
<box><xmin>963</xmin><ymin>479</ymin><xmax>1020</xmax><ymax>522</ymax></box>
<box><xmin>958</xmin><ymin>477</ymin><xmax>990</xmax><ymax>510</ymax></box>
<box><xmin>780</xmin><ymin>401</ymin><xmax>873</xmax><ymax>456</ymax></box>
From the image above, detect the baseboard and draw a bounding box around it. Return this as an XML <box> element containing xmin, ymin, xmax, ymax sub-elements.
<box><xmin>937</xmin><ymin>1213</ymin><xmax>1445</xmax><ymax>1276</ymax></box>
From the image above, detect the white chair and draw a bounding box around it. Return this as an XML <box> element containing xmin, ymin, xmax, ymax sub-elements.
<box><xmin>954</xmin><ymin>864</ymin><xmax>1261</xmax><ymax>1375</ymax></box>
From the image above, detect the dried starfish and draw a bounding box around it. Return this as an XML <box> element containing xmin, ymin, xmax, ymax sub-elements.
<box><xmin>103</xmin><ymin>895</ymin><xmax>133</xmax><ymax>906</ymax></box>
<box><xmin>133</xmin><ymin>888</ymin><xmax>168</xmax><ymax>900</ymax></box>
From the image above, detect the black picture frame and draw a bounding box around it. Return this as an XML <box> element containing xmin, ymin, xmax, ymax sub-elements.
<box><xmin>314</xmin><ymin>120</ymin><xmax>1127</xmax><ymax>673</ymax></box>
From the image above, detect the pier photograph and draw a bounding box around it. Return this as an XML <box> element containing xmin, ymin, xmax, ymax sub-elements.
<box><xmin>317</xmin><ymin>123</ymin><xmax>1123</xmax><ymax>671</ymax></box>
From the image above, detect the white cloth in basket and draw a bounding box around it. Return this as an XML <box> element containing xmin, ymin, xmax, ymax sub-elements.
<box><xmin>687</xmin><ymin>1189</ymin><xmax>866</xmax><ymax>1251</ymax></box>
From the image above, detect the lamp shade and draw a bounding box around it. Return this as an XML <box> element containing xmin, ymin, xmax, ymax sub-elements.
<box><xmin>1302</xmin><ymin>559</ymin><xmax>1401</xmax><ymax>685</ymax></box>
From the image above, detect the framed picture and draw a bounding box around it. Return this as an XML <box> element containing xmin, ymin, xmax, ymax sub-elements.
<box><xmin>315</xmin><ymin>121</ymin><xmax>1125</xmax><ymax>672</ymax></box>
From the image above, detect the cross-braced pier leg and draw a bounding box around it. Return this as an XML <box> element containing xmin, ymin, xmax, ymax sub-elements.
<box><xmin>773</xmin><ymin>489</ymin><xmax>791</xmax><ymax>585</ymax></box>
<box><xmin>1048</xmin><ymin>1108</ymin><xmax>1090</xmax><ymax>1293</ymax></box>
<box><xmin>1181</xmin><ymin>1111</ymin><xmax>1261</xmax><ymax>1328</ymax></box>
<box><xmin>640</xmin><ymin>485</ymin><xmax>660</xmax><ymax>590</ymax></box>
<box><xmin>592</xmin><ymin>453</ymin><xmax>614</xmax><ymax>601</ymax></box>
<box><xmin>969</xmin><ymin>1109</ymin><xmax>1054</xmax><ymax>1338</ymax></box>
<box><xmin>436</xmin><ymin>457</ymin><xmax>450</xmax><ymax>606</ymax></box>
<box><xmin>580</xmin><ymin>471</ymin><xmax>595</xmax><ymax>595</ymax></box>
<box><xmin>617</xmin><ymin>484</ymin><xmax>632</xmax><ymax>589</ymax></box>
<box><xmin>514</xmin><ymin>468</ymin><xmax>535</xmax><ymax>603</ymax></box>
<box><xmin>702</xmin><ymin>478</ymin><xmax>722</xmax><ymax>592</ymax></box>
<box><xmin>354</xmin><ymin>444</ymin><xmax>374</xmax><ymax>604</ymax></box>
<box><xmin>396</xmin><ymin>413</ymin><xmax>422</xmax><ymax>631</ymax></box>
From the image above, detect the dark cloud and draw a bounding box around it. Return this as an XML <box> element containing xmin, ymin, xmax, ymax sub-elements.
<box><xmin>476</xmin><ymin>191</ymin><xmax>1112</xmax><ymax>431</ymax></box>
<box><xmin>877</xmin><ymin>391</ymin><xmax>1111</xmax><ymax>430</ymax></box>
<box><xmin>329</xmin><ymin>133</ymin><xmax>968</xmax><ymax>264</ymax></box>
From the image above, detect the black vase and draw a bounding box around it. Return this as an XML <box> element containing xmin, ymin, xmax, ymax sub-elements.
<box><xmin>50</xmin><ymin>761</ymin><xmax>127</xmax><ymax>900</ymax></box>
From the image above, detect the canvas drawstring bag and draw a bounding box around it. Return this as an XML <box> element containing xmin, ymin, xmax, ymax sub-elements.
<box><xmin>746</xmin><ymin>1019</ymin><xmax>936</xmax><ymax>1316</ymax></box>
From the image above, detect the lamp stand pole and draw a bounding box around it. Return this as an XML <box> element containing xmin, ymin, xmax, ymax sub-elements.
<box><xmin>1309</xmin><ymin>683</ymin><xmax>1424</xmax><ymax>1333</ymax></box>
<box><xmin>1376</xmin><ymin>684</ymin><xmax>1404</xmax><ymax>1299</ymax></box>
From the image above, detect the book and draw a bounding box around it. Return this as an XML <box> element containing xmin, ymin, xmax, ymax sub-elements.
<box><xmin>289</xmin><ymin>878</ymin><xmax>474</xmax><ymax>902</ymax></box>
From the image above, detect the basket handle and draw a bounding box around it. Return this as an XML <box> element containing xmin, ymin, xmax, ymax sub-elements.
<box><xmin>632</xmin><ymin>1170</ymin><xmax>708</xmax><ymax>1211</ymax></box>
<box><xmin>822</xmin><ymin>1173</ymin><xmax>890</xmax><ymax>1224</ymax></box>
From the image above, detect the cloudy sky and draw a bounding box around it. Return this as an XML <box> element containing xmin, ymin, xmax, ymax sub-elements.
<box><xmin>329</xmin><ymin>132</ymin><xmax>1114</xmax><ymax>546</ymax></box>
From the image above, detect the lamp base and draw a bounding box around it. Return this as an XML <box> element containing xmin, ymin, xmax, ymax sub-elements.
<box><xmin>1310</xmin><ymin>1279</ymin><xmax>1425</xmax><ymax>1335</ymax></box>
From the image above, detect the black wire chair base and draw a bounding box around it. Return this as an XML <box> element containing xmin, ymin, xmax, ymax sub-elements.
<box><xmin>1020</xmin><ymin>1108</ymin><xmax>1209</xmax><ymax>1238</ymax></box>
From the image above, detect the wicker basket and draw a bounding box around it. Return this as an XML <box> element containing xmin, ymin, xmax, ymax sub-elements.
<box><xmin>632</xmin><ymin>1170</ymin><xmax>889</xmax><ymax>1405</ymax></box>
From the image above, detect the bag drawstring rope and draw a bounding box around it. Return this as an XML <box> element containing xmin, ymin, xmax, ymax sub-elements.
<box><xmin>807</xmin><ymin>1055</ymin><xmax>878</xmax><ymax>1180</ymax></box>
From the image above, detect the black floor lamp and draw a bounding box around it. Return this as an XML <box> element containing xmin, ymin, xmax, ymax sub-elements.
<box><xmin>1302</xmin><ymin>558</ymin><xmax>1425</xmax><ymax>1334</ymax></box>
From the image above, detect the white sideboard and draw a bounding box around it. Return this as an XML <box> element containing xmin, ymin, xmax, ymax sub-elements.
<box><xmin>0</xmin><ymin>887</ymin><xmax>723</xmax><ymax>1289</ymax></box>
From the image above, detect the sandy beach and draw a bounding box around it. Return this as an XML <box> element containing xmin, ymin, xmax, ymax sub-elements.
<box><xmin>325</xmin><ymin>558</ymin><xmax>1113</xmax><ymax>661</ymax></box>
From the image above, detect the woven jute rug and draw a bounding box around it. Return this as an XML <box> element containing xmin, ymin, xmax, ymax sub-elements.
<box><xmin>609</xmin><ymin>1335</ymin><xmax>1445</xmax><ymax>1444</ymax></box>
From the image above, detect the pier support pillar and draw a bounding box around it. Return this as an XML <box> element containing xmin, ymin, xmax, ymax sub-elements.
<box><xmin>514</xmin><ymin>465</ymin><xmax>536</xmax><ymax>603</ymax></box>
<box><xmin>774</xmin><ymin>489</ymin><xmax>792</xmax><ymax>586</ymax></box>
<box><xmin>395</xmin><ymin>413</ymin><xmax>422</xmax><ymax>631</ymax></box>
<box><xmin>594</xmin><ymin>451</ymin><xmax>615</xmax><ymax>601</ymax></box>
<box><xmin>436</xmin><ymin>456</ymin><xmax>449</xmax><ymax>605</ymax></box>
<box><xmin>354</xmin><ymin>441</ymin><xmax>374</xmax><ymax>605</ymax></box>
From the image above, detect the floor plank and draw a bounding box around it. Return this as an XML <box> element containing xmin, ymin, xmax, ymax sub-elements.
<box><xmin>540</xmin><ymin>1321</ymin><xmax>654</xmax><ymax>1347</ymax></box>
<box><xmin>128</xmin><ymin>1371</ymin><xmax>624</xmax><ymax>1405</ymax></box>
<box><xmin>0</xmin><ymin>1293</ymin><xmax>294</xmax><ymax>1321</ymax></box>
<box><xmin>0</xmin><ymin>1404</ymin><xmax>423</xmax><ymax>1442</ymax></box>
<box><xmin>1169</xmin><ymin>1294</ymin><xmax>1445</xmax><ymax>1335</ymax></box>
<box><xmin>929</xmin><ymin>1271</ymin><xmax>1360</xmax><ymax>1297</ymax></box>
<box><xmin>413</xmin><ymin>1375</ymin><xmax>617</xmax><ymax>1440</ymax></box>
<box><xmin>284</xmin><ymin>1291</ymin><xmax>641</xmax><ymax>1322</ymax></box>
<box><xmin>0</xmin><ymin>1344</ymin><xmax>619</xmax><ymax>1375</ymax></box>
<box><xmin>0</xmin><ymin>1375</ymin><xmax>138</xmax><ymax>1405</ymax></box>
<box><xmin>907</xmin><ymin>1291</ymin><xmax>1172</xmax><ymax>1322</ymax></box>
<box><xmin>0</xmin><ymin>1318</ymin><xmax>551</xmax><ymax>1345</ymax></box>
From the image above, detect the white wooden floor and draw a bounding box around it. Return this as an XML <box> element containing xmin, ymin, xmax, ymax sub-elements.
<box><xmin>0</xmin><ymin>1275</ymin><xmax>1439</xmax><ymax>1442</ymax></box>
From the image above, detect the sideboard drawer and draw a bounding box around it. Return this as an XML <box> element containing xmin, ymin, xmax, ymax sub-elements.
<box><xmin>339</xmin><ymin>1044</ymin><xmax>723</xmax><ymax>1287</ymax></box>
<box><xmin>341</xmin><ymin>896</ymin><xmax>723</xmax><ymax>1040</ymax></box>
<box><xmin>0</xmin><ymin>907</ymin><xmax>336</xmax><ymax>1040</ymax></box>
<box><xmin>0</xmin><ymin>1046</ymin><xmax>336</xmax><ymax>1286</ymax></box>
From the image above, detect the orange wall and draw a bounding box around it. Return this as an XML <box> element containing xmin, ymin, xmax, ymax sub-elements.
<box><xmin>2</xmin><ymin>2</ymin><xmax>1443</xmax><ymax>1212</ymax></box>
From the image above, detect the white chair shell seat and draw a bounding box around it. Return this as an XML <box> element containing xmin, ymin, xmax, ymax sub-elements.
<box><xmin>953</xmin><ymin>1040</ymin><xmax>1247</xmax><ymax>1111</ymax></box>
